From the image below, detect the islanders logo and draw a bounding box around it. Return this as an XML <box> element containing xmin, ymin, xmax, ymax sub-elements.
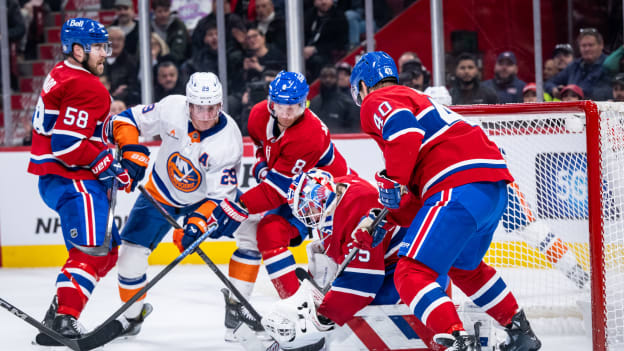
<box><xmin>167</xmin><ymin>152</ymin><xmax>201</xmax><ymax>192</ymax></box>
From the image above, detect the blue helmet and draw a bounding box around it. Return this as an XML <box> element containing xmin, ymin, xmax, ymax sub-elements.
<box><xmin>268</xmin><ymin>71</ymin><xmax>309</xmax><ymax>106</ymax></box>
<box><xmin>350</xmin><ymin>51</ymin><xmax>398</xmax><ymax>105</ymax></box>
<box><xmin>61</xmin><ymin>18</ymin><xmax>110</xmax><ymax>55</ymax></box>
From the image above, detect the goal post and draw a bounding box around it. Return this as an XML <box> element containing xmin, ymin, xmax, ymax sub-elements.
<box><xmin>449</xmin><ymin>101</ymin><xmax>624</xmax><ymax>351</ymax></box>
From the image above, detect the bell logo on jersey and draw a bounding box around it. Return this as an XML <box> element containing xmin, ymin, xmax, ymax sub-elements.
<box><xmin>167</xmin><ymin>152</ymin><xmax>202</xmax><ymax>193</ymax></box>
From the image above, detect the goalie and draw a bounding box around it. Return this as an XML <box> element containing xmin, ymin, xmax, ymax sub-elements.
<box><xmin>262</xmin><ymin>170</ymin><xmax>443</xmax><ymax>350</ymax></box>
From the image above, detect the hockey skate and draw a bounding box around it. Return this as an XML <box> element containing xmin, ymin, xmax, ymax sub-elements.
<box><xmin>121</xmin><ymin>303</ymin><xmax>154</xmax><ymax>337</ymax></box>
<box><xmin>41</xmin><ymin>295</ymin><xmax>58</xmax><ymax>328</ymax></box>
<box><xmin>498</xmin><ymin>310</ymin><xmax>541</xmax><ymax>351</ymax></box>
<box><xmin>434</xmin><ymin>330</ymin><xmax>480</xmax><ymax>351</ymax></box>
<box><xmin>35</xmin><ymin>314</ymin><xmax>85</xmax><ymax>346</ymax></box>
<box><xmin>221</xmin><ymin>288</ymin><xmax>264</xmax><ymax>342</ymax></box>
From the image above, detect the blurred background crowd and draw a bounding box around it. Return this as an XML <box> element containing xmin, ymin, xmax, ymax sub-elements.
<box><xmin>2</xmin><ymin>0</ymin><xmax>624</xmax><ymax>145</ymax></box>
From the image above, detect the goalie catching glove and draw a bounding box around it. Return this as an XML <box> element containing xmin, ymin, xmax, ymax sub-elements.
<box><xmin>173</xmin><ymin>198</ymin><xmax>248</xmax><ymax>252</ymax></box>
<box><xmin>350</xmin><ymin>208</ymin><xmax>389</xmax><ymax>251</ymax></box>
<box><xmin>262</xmin><ymin>279</ymin><xmax>334</xmax><ymax>350</ymax></box>
<box><xmin>119</xmin><ymin>144</ymin><xmax>150</xmax><ymax>192</ymax></box>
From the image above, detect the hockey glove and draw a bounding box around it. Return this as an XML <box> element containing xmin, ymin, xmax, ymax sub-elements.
<box><xmin>252</xmin><ymin>159</ymin><xmax>268</xmax><ymax>183</ymax></box>
<box><xmin>375</xmin><ymin>170</ymin><xmax>402</xmax><ymax>209</ymax></box>
<box><xmin>120</xmin><ymin>144</ymin><xmax>150</xmax><ymax>193</ymax></box>
<box><xmin>90</xmin><ymin>149</ymin><xmax>131</xmax><ymax>190</ymax></box>
<box><xmin>174</xmin><ymin>199</ymin><xmax>249</xmax><ymax>252</ymax></box>
<box><xmin>350</xmin><ymin>208</ymin><xmax>388</xmax><ymax>251</ymax></box>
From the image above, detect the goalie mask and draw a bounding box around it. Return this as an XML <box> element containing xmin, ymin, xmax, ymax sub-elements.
<box><xmin>287</xmin><ymin>169</ymin><xmax>336</xmax><ymax>230</ymax></box>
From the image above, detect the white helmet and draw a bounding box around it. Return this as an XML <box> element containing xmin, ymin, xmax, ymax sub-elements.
<box><xmin>287</xmin><ymin>169</ymin><xmax>337</xmax><ymax>230</ymax></box>
<box><xmin>186</xmin><ymin>72</ymin><xmax>223</xmax><ymax>106</ymax></box>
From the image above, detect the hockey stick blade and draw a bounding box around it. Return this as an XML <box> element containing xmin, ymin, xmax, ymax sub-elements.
<box><xmin>0</xmin><ymin>297</ymin><xmax>124</xmax><ymax>351</ymax></box>
<box><xmin>294</xmin><ymin>267</ymin><xmax>325</xmax><ymax>294</ymax></box>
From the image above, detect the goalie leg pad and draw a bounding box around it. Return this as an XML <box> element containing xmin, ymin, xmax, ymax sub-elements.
<box><xmin>117</xmin><ymin>241</ymin><xmax>151</xmax><ymax>319</ymax></box>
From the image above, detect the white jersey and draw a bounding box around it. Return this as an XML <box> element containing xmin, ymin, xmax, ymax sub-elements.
<box><xmin>113</xmin><ymin>94</ymin><xmax>243</xmax><ymax>207</ymax></box>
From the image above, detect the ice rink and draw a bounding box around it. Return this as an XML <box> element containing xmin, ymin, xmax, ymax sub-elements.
<box><xmin>0</xmin><ymin>264</ymin><xmax>593</xmax><ymax>350</ymax></box>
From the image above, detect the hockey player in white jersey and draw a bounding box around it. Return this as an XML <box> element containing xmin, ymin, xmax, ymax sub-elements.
<box><xmin>108</xmin><ymin>72</ymin><xmax>249</xmax><ymax>336</ymax></box>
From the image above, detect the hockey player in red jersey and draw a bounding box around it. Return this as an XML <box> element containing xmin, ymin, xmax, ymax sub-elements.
<box><xmin>262</xmin><ymin>170</ymin><xmax>446</xmax><ymax>350</ymax></box>
<box><xmin>27</xmin><ymin>18</ymin><xmax>150</xmax><ymax>345</ymax></box>
<box><xmin>195</xmin><ymin>71</ymin><xmax>352</xmax><ymax>339</ymax></box>
<box><xmin>349</xmin><ymin>52</ymin><xmax>541</xmax><ymax>351</ymax></box>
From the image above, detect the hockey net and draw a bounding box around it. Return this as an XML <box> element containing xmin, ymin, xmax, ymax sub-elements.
<box><xmin>451</xmin><ymin>101</ymin><xmax>624</xmax><ymax>350</ymax></box>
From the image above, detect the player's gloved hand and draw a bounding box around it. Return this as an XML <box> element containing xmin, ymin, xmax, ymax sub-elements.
<box><xmin>253</xmin><ymin>159</ymin><xmax>268</xmax><ymax>183</ymax></box>
<box><xmin>174</xmin><ymin>199</ymin><xmax>249</xmax><ymax>252</ymax></box>
<box><xmin>90</xmin><ymin>149</ymin><xmax>131</xmax><ymax>190</ymax></box>
<box><xmin>350</xmin><ymin>208</ymin><xmax>388</xmax><ymax>251</ymax></box>
<box><xmin>120</xmin><ymin>144</ymin><xmax>150</xmax><ymax>193</ymax></box>
<box><xmin>375</xmin><ymin>170</ymin><xmax>402</xmax><ymax>209</ymax></box>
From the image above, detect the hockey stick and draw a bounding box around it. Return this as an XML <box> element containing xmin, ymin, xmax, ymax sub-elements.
<box><xmin>71</xmin><ymin>147</ymin><xmax>120</xmax><ymax>256</ymax></box>
<box><xmin>0</xmin><ymin>296</ymin><xmax>124</xmax><ymax>351</ymax></box>
<box><xmin>321</xmin><ymin>207</ymin><xmax>389</xmax><ymax>293</ymax></box>
<box><xmin>137</xmin><ymin>185</ymin><xmax>264</xmax><ymax>324</ymax></box>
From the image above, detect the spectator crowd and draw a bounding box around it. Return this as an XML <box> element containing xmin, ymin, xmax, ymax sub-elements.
<box><xmin>4</xmin><ymin>0</ymin><xmax>624</xmax><ymax>143</ymax></box>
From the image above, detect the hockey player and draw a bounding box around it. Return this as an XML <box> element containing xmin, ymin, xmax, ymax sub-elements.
<box><xmin>349</xmin><ymin>51</ymin><xmax>541</xmax><ymax>351</ymax></box>
<box><xmin>110</xmin><ymin>72</ymin><xmax>249</xmax><ymax>336</ymax></box>
<box><xmin>262</xmin><ymin>170</ymin><xmax>450</xmax><ymax>350</ymax></box>
<box><xmin>192</xmin><ymin>71</ymin><xmax>352</xmax><ymax>339</ymax></box>
<box><xmin>27</xmin><ymin>18</ymin><xmax>147</xmax><ymax>344</ymax></box>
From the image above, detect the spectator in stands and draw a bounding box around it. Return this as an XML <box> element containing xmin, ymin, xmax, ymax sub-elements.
<box><xmin>522</xmin><ymin>83</ymin><xmax>537</xmax><ymax>103</ymax></box>
<box><xmin>398</xmin><ymin>51</ymin><xmax>421</xmax><ymax>73</ymax></box>
<box><xmin>449</xmin><ymin>53</ymin><xmax>498</xmax><ymax>105</ymax></box>
<box><xmin>252</xmin><ymin>0</ymin><xmax>286</xmax><ymax>53</ymax></box>
<box><xmin>310</xmin><ymin>65</ymin><xmax>360</xmax><ymax>133</ymax></box>
<box><xmin>193</xmin><ymin>1</ymin><xmax>247</xmax><ymax>55</ymax></box>
<box><xmin>104</xmin><ymin>26</ymin><xmax>139</xmax><ymax>106</ymax></box>
<box><xmin>482</xmin><ymin>51</ymin><xmax>526</xmax><ymax>103</ymax></box>
<box><xmin>112</xmin><ymin>0</ymin><xmax>139</xmax><ymax>56</ymax></box>
<box><xmin>151</xmin><ymin>0</ymin><xmax>190</xmax><ymax>65</ymax></box>
<box><xmin>242</xmin><ymin>26</ymin><xmax>285</xmax><ymax>82</ymax></box>
<box><xmin>603</xmin><ymin>44</ymin><xmax>624</xmax><ymax>75</ymax></box>
<box><xmin>335</xmin><ymin>61</ymin><xmax>352</xmax><ymax>94</ymax></box>
<box><xmin>6</xmin><ymin>0</ymin><xmax>25</xmax><ymax>91</ymax></box>
<box><xmin>611</xmin><ymin>73</ymin><xmax>624</xmax><ymax>102</ymax></box>
<box><xmin>232</xmin><ymin>0</ymin><xmax>256</xmax><ymax>22</ymax></box>
<box><xmin>236</xmin><ymin>69</ymin><xmax>279</xmax><ymax>135</ymax></box>
<box><xmin>110</xmin><ymin>99</ymin><xmax>128</xmax><ymax>116</ymax></box>
<box><xmin>99</xmin><ymin>74</ymin><xmax>112</xmax><ymax>92</ymax></box>
<box><xmin>154</xmin><ymin>60</ymin><xmax>185</xmax><ymax>101</ymax></box>
<box><xmin>340</xmin><ymin>0</ymin><xmax>392</xmax><ymax>49</ymax></box>
<box><xmin>545</xmin><ymin>29</ymin><xmax>611</xmax><ymax>101</ymax></box>
<box><xmin>560</xmin><ymin>84</ymin><xmax>584</xmax><ymax>101</ymax></box>
<box><xmin>303</xmin><ymin>0</ymin><xmax>349</xmax><ymax>81</ymax></box>
<box><xmin>544</xmin><ymin>59</ymin><xmax>558</xmax><ymax>81</ymax></box>
<box><xmin>552</xmin><ymin>43</ymin><xmax>574</xmax><ymax>72</ymax></box>
<box><xmin>399</xmin><ymin>58</ymin><xmax>430</xmax><ymax>91</ymax></box>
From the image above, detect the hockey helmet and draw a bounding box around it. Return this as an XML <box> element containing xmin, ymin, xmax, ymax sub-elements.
<box><xmin>61</xmin><ymin>18</ymin><xmax>111</xmax><ymax>56</ymax></box>
<box><xmin>350</xmin><ymin>51</ymin><xmax>398</xmax><ymax>106</ymax></box>
<box><xmin>267</xmin><ymin>71</ymin><xmax>309</xmax><ymax>119</ymax></box>
<box><xmin>186</xmin><ymin>72</ymin><xmax>223</xmax><ymax>122</ymax></box>
<box><xmin>287</xmin><ymin>169</ymin><xmax>336</xmax><ymax>229</ymax></box>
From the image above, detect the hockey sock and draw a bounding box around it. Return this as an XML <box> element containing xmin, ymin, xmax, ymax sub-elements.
<box><xmin>56</xmin><ymin>247</ymin><xmax>118</xmax><ymax>318</ymax></box>
<box><xmin>117</xmin><ymin>242</ymin><xmax>150</xmax><ymax>319</ymax></box>
<box><xmin>449</xmin><ymin>261</ymin><xmax>519</xmax><ymax>327</ymax></box>
<box><xmin>262</xmin><ymin>248</ymin><xmax>300</xmax><ymax>299</ymax></box>
<box><xmin>228</xmin><ymin>249</ymin><xmax>262</xmax><ymax>299</ymax></box>
<box><xmin>394</xmin><ymin>257</ymin><xmax>462</xmax><ymax>334</ymax></box>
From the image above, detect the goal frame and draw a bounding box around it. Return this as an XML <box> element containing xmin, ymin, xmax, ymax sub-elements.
<box><xmin>451</xmin><ymin>101</ymin><xmax>606</xmax><ymax>351</ymax></box>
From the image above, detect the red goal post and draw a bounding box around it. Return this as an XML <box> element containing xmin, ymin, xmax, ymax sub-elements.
<box><xmin>449</xmin><ymin>101</ymin><xmax>624</xmax><ymax>351</ymax></box>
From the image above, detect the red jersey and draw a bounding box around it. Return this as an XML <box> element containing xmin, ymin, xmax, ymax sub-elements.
<box><xmin>240</xmin><ymin>100</ymin><xmax>351</xmax><ymax>214</ymax></box>
<box><xmin>28</xmin><ymin>60</ymin><xmax>111</xmax><ymax>179</ymax></box>
<box><xmin>317</xmin><ymin>174</ymin><xmax>403</xmax><ymax>325</ymax></box>
<box><xmin>360</xmin><ymin>85</ymin><xmax>513</xmax><ymax>200</ymax></box>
